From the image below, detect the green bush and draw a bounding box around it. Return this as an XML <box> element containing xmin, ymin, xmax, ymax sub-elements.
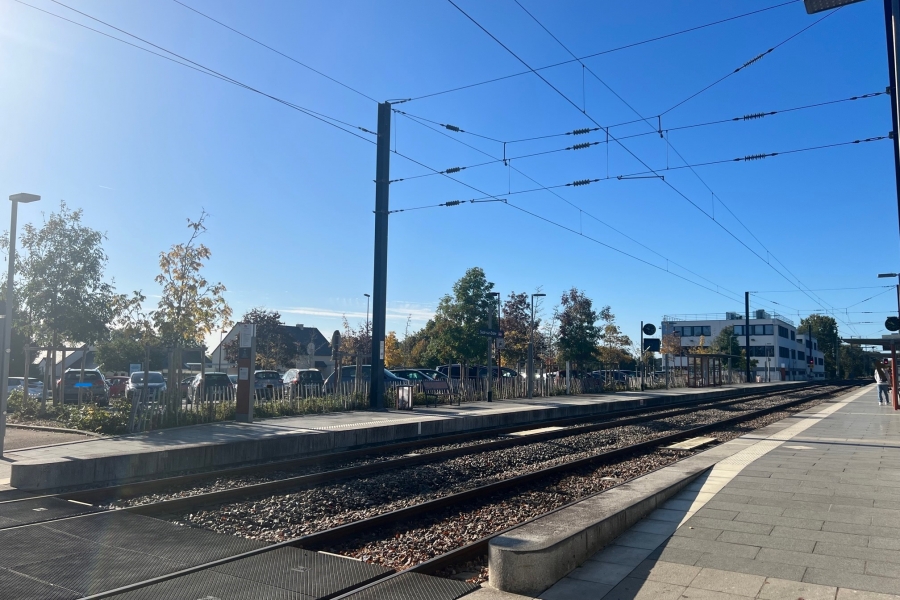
<box><xmin>62</xmin><ymin>398</ymin><xmax>130</xmax><ymax>435</ymax></box>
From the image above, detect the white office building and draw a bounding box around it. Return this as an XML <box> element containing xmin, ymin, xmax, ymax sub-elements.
<box><xmin>661</xmin><ymin>311</ymin><xmax>826</xmax><ymax>381</ymax></box>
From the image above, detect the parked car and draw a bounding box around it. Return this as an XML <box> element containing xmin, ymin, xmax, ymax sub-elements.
<box><xmin>282</xmin><ymin>368</ymin><xmax>324</xmax><ymax>395</ymax></box>
<box><xmin>414</xmin><ymin>368</ymin><xmax>448</xmax><ymax>381</ymax></box>
<box><xmin>436</xmin><ymin>364</ymin><xmax>488</xmax><ymax>379</ymax></box>
<box><xmin>390</xmin><ymin>368</ymin><xmax>435</xmax><ymax>382</ymax></box>
<box><xmin>8</xmin><ymin>377</ymin><xmax>43</xmax><ymax>398</ymax></box>
<box><xmin>491</xmin><ymin>367</ymin><xmax>519</xmax><ymax>379</ymax></box>
<box><xmin>254</xmin><ymin>370</ymin><xmax>283</xmax><ymax>398</ymax></box>
<box><xmin>228</xmin><ymin>374</ymin><xmax>237</xmax><ymax>389</ymax></box>
<box><xmin>180</xmin><ymin>376</ymin><xmax>195</xmax><ymax>398</ymax></box>
<box><xmin>323</xmin><ymin>366</ymin><xmax>409</xmax><ymax>392</ymax></box>
<box><xmin>125</xmin><ymin>371</ymin><xmax>167</xmax><ymax>402</ymax></box>
<box><xmin>59</xmin><ymin>369</ymin><xmax>109</xmax><ymax>405</ymax></box>
<box><xmin>188</xmin><ymin>372</ymin><xmax>233</xmax><ymax>403</ymax></box>
<box><xmin>106</xmin><ymin>376</ymin><xmax>129</xmax><ymax>398</ymax></box>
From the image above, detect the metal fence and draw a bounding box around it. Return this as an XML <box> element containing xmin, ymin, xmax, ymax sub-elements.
<box><xmin>106</xmin><ymin>366</ymin><xmax>748</xmax><ymax>433</ymax></box>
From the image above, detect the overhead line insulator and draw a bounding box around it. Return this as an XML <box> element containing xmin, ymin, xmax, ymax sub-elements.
<box><xmin>444</xmin><ymin>124</ymin><xmax>461</xmax><ymax>132</ymax></box>
<box><xmin>739</xmin><ymin>153</ymin><xmax>773</xmax><ymax>161</ymax></box>
<box><xmin>442</xmin><ymin>200</ymin><xmax>463</xmax><ymax>207</ymax></box>
<box><xmin>570</xmin><ymin>142</ymin><xmax>594</xmax><ymax>150</ymax></box>
<box><xmin>444</xmin><ymin>167</ymin><xmax>462</xmax><ymax>174</ymax></box>
<box><xmin>568</xmin><ymin>179</ymin><xmax>598</xmax><ymax>187</ymax></box>
<box><xmin>569</xmin><ymin>127</ymin><xmax>594</xmax><ymax>136</ymax></box>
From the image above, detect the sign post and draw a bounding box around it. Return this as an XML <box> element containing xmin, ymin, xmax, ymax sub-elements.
<box><xmin>235</xmin><ymin>323</ymin><xmax>256</xmax><ymax>423</ymax></box>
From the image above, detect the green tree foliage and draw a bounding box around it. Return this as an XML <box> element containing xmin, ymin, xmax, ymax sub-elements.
<box><xmin>840</xmin><ymin>344</ymin><xmax>879</xmax><ymax>379</ymax></box>
<box><xmin>419</xmin><ymin>267</ymin><xmax>495</xmax><ymax>365</ymax></box>
<box><xmin>229</xmin><ymin>308</ymin><xmax>293</xmax><ymax>369</ymax></box>
<box><xmin>3</xmin><ymin>201</ymin><xmax>118</xmax><ymax>347</ymax></box>
<box><xmin>597</xmin><ymin>306</ymin><xmax>633</xmax><ymax>369</ymax></box>
<box><xmin>499</xmin><ymin>292</ymin><xmax>537</xmax><ymax>368</ymax></box>
<box><xmin>556</xmin><ymin>287</ymin><xmax>600</xmax><ymax>369</ymax></box>
<box><xmin>151</xmin><ymin>211</ymin><xmax>232</xmax><ymax>347</ymax></box>
<box><xmin>711</xmin><ymin>326</ymin><xmax>747</xmax><ymax>369</ymax></box>
<box><xmin>796</xmin><ymin>314</ymin><xmax>839</xmax><ymax>377</ymax></box>
<box><xmin>95</xmin><ymin>329</ymin><xmax>166</xmax><ymax>373</ymax></box>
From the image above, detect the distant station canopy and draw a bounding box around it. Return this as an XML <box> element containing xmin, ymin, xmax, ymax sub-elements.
<box><xmin>841</xmin><ymin>336</ymin><xmax>900</xmax><ymax>350</ymax></box>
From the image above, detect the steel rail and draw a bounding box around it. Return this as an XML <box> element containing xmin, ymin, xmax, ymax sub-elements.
<box><xmin>81</xmin><ymin>383</ymin><xmax>858</xmax><ymax>600</ymax></box>
<box><xmin>122</xmin><ymin>384</ymin><xmax>829</xmax><ymax>516</ymax></box>
<box><xmin>56</xmin><ymin>382</ymin><xmax>807</xmax><ymax>507</ymax></box>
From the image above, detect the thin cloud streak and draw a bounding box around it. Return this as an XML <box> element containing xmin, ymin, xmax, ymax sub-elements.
<box><xmin>282</xmin><ymin>303</ymin><xmax>435</xmax><ymax>322</ymax></box>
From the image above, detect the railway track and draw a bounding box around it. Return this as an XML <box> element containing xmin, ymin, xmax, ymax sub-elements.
<box><xmin>57</xmin><ymin>382</ymin><xmax>816</xmax><ymax>511</ymax></box>
<box><xmin>58</xmin><ymin>381</ymin><xmax>858</xmax><ymax>599</ymax></box>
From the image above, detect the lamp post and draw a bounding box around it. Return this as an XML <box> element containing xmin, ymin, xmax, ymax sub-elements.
<box><xmin>364</xmin><ymin>293</ymin><xmax>371</xmax><ymax>355</ymax></box>
<box><xmin>488</xmin><ymin>292</ymin><xmax>500</xmax><ymax>402</ymax></box>
<box><xmin>528</xmin><ymin>293</ymin><xmax>546</xmax><ymax>399</ymax></box>
<box><xmin>0</xmin><ymin>193</ymin><xmax>39</xmax><ymax>458</ymax></box>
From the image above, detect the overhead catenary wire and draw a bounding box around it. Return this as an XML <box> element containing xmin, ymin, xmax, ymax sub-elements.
<box><xmin>19</xmin><ymin>0</ymin><xmax>376</xmax><ymax>144</ymax></box>
<box><xmin>450</xmin><ymin>0</ymin><xmax>857</xmax><ymax>332</ymax></box>
<box><xmin>392</xmin><ymin>109</ymin><xmax>756</xmax><ymax>305</ymax></box>
<box><xmin>508</xmin><ymin>0</ymin><xmax>863</xmax><ymax>335</ymax></box>
<box><xmin>660</xmin><ymin>7</ymin><xmax>843</xmax><ymax>116</ymax></box>
<box><xmin>389</xmin><ymin>129</ymin><xmax>888</xmax><ymax>185</ymax></box>
<box><xmin>401</xmin><ymin>0</ymin><xmax>802</xmax><ymax>104</ymax></box>
<box><xmin>170</xmin><ymin>0</ymin><xmax>379</xmax><ymax>103</ymax></box>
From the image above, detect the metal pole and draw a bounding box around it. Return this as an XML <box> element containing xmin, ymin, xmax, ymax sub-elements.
<box><xmin>487</xmin><ymin>302</ymin><xmax>493</xmax><ymax>403</ymax></box>
<box><xmin>892</xmin><ymin>341</ymin><xmax>899</xmax><ymax>410</ymax></box>
<box><xmin>23</xmin><ymin>344</ymin><xmax>29</xmax><ymax>403</ymax></box>
<box><xmin>745</xmin><ymin>292</ymin><xmax>751</xmax><ymax>384</ymax></box>
<box><xmin>0</xmin><ymin>201</ymin><xmax>17</xmax><ymax>457</ymax></box>
<box><xmin>528</xmin><ymin>297</ymin><xmax>535</xmax><ymax>399</ymax></box>
<box><xmin>884</xmin><ymin>0</ymin><xmax>900</xmax><ymax>247</ymax></box>
<box><xmin>369</xmin><ymin>101</ymin><xmax>391</xmax><ymax>411</ymax></box>
<box><xmin>640</xmin><ymin>321</ymin><xmax>644</xmax><ymax>391</ymax></box>
<box><xmin>77</xmin><ymin>345</ymin><xmax>87</xmax><ymax>406</ymax></box>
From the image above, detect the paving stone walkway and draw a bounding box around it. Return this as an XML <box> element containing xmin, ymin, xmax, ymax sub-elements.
<box><xmin>521</xmin><ymin>385</ymin><xmax>900</xmax><ymax>599</ymax></box>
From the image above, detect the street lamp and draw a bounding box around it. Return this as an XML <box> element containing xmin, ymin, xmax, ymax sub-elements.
<box><xmin>528</xmin><ymin>293</ymin><xmax>546</xmax><ymax>399</ymax></box>
<box><xmin>0</xmin><ymin>193</ymin><xmax>39</xmax><ymax>459</ymax></box>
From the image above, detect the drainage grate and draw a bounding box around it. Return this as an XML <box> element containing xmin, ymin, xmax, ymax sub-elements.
<box><xmin>213</xmin><ymin>547</ymin><xmax>390</xmax><ymax>599</ymax></box>
<box><xmin>43</xmin><ymin>512</ymin><xmax>265</xmax><ymax>567</ymax></box>
<box><xmin>0</xmin><ymin>566</ymin><xmax>79</xmax><ymax>600</ymax></box>
<box><xmin>104</xmin><ymin>569</ymin><xmax>304</xmax><ymax>599</ymax></box>
<box><xmin>337</xmin><ymin>572</ymin><xmax>477</xmax><ymax>600</ymax></box>
<box><xmin>11</xmin><ymin>545</ymin><xmax>185</xmax><ymax>596</ymax></box>
<box><xmin>0</xmin><ymin>525</ymin><xmax>90</xmax><ymax>567</ymax></box>
<box><xmin>0</xmin><ymin>497</ymin><xmax>100</xmax><ymax>528</ymax></box>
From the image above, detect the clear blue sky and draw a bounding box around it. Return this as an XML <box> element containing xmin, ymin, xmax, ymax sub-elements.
<box><xmin>0</xmin><ymin>0</ymin><xmax>895</xmax><ymax>348</ymax></box>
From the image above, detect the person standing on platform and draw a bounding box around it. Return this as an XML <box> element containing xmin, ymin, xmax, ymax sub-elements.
<box><xmin>876</xmin><ymin>363</ymin><xmax>891</xmax><ymax>405</ymax></box>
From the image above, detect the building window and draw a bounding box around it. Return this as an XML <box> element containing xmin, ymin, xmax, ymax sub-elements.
<box><xmin>791</xmin><ymin>331</ymin><xmax>795</xmax><ymax>341</ymax></box>
<box><xmin>734</xmin><ymin>325</ymin><xmax>743</xmax><ymax>336</ymax></box>
<box><xmin>791</xmin><ymin>349</ymin><xmax>796</xmax><ymax>359</ymax></box>
<box><xmin>798</xmin><ymin>351</ymin><xmax>805</xmax><ymax>361</ymax></box>
<box><xmin>779</xmin><ymin>347</ymin><xmax>790</xmax><ymax>359</ymax></box>
<box><xmin>778</xmin><ymin>326</ymin><xmax>789</xmax><ymax>339</ymax></box>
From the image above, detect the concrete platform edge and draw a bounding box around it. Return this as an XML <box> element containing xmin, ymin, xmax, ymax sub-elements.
<box><xmin>9</xmin><ymin>382</ymin><xmax>804</xmax><ymax>491</ymax></box>
<box><xmin>488</xmin><ymin>456</ymin><xmax>716</xmax><ymax>596</ymax></box>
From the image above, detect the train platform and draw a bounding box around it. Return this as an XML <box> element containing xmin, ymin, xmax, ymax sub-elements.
<box><xmin>1</xmin><ymin>381</ymin><xmax>801</xmax><ymax>492</ymax></box>
<box><xmin>481</xmin><ymin>384</ymin><xmax>900</xmax><ymax>599</ymax></box>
